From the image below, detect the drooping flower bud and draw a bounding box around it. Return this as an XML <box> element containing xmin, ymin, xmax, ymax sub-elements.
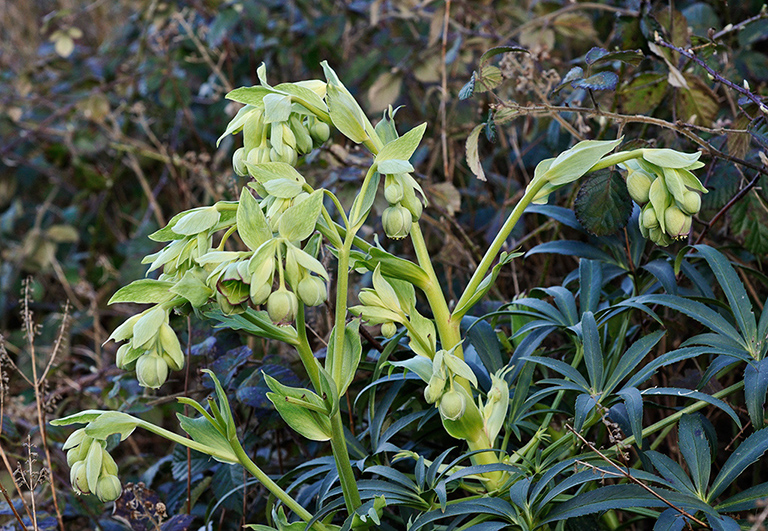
<box><xmin>680</xmin><ymin>190</ymin><xmax>701</xmax><ymax>215</ymax></box>
<box><xmin>310</xmin><ymin>121</ymin><xmax>331</xmax><ymax>145</ymax></box>
<box><xmin>384</xmin><ymin>176</ymin><xmax>404</xmax><ymax>204</ymax></box>
<box><xmin>232</xmin><ymin>147</ymin><xmax>248</xmax><ymax>176</ymax></box>
<box><xmin>95</xmin><ymin>475</ymin><xmax>122</xmax><ymax>502</ymax></box>
<box><xmin>382</xmin><ymin>204</ymin><xmax>412</xmax><ymax>239</ymax></box>
<box><xmin>438</xmin><ymin>389</ymin><xmax>466</xmax><ymax>421</ymax></box>
<box><xmin>380</xmin><ymin>322</ymin><xmax>397</xmax><ymax>338</ymax></box>
<box><xmin>664</xmin><ymin>205</ymin><xmax>692</xmax><ymax>239</ymax></box>
<box><xmin>267</xmin><ymin>288</ymin><xmax>298</xmax><ymax>324</ymax></box>
<box><xmin>297</xmin><ymin>276</ymin><xmax>327</xmax><ymax>307</ymax></box>
<box><xmin>136</xmin><ymin>353</ymin><xmax>169</xmax><ymax>389</ymax></box>
<box><xmin>71</xmin><ymin>461</ymin><xmax>89</xmax><ymax>493</ymax></box>
<box><xmin>424</xmin><ymin>375</ymin><xmax>446</xmax><ymax>404</ymax></box>
<box><xmin>626</xmin><ymin>168</ymin><xmax>653</xmax><ymax>204</ymax></box>
<box><xmin>641</xmin><ymin>206</ymin><xmax>659</xmax><ymax>229</ymax></box>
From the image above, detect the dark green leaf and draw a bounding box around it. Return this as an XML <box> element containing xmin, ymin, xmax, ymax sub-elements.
<box><xmin>465</xmin><ymin>317</ymin><xmax>504</xmax><ymax>374</ymax></box>
<box><xmin>574</xmin><ymin>169</ymin><xmax>632</xmax><ymax>236</ymax></box>
<box><xmin>581</xmin><ymin>311</ymin><xmax>603</xmax><ymax>389</ymax></box>
<box><xmin>459</xmin><ymin>72</ymin><xmax>476</xmax><ymax>100</ymax></box>
<box><xmin>708</xmin><ymin>426</ymin><xmax>768</xmax><ymax>501</ymax></box>
<box><xmin>620</xmin><ymin>73</ymin><xmax>668</xmax><ymax>114</ymax></box>
<box><xmin>572</xmin><ymin>71</ymin><xmax>619</xmax><ymax>91</ymax></box>
<box><xmin>646</xmin><ymin>451</ymin><xmax>697</xmax><ymax>495</ymax></box>
<box><xmin>479</xmin><ymin>45</ymin><xmax>528</xmax><ymax>66</ymax></box>
<box><xmin>590</xmin><ymin>48</ymin><xmax>645</xmax><ymax>67</ymax></box>
<box><xmin>678</xmin><ymin>414</ymin><xmax>711</xmax><ymax>495</ymax></box>
<box><xmin>552</xmin><ymin>67</ymin><xmax>584</xmax><ymax>94</ymax></box>
<box><xmin>745</xmin><ymin>358</ymin><xmax>768</xmax><ymax>428</ymax></box>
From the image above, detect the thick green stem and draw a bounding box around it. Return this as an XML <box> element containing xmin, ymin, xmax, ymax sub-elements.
<box><xmin>230</xmin><ymin>435</ymin><xmax>330</xmax><ymax>531</ymax></box>
<box><xmin>330</xmin><ymin>411</ymin><xmax>363</xmax><ymax>513</ymax></box>
<box><xmin>409</xmin><ymin>222</ymin><xmax>460</xmax><ymax>353</ymax></box>
<box><xmin>296</xmin><ymin>304</ymin><xmax>322</xmax><ymax>392</ymax></box>
<box><xmin>452</xmin><ymin>179</ymin><xmax>547</xmax><ymax>323</ymax></box>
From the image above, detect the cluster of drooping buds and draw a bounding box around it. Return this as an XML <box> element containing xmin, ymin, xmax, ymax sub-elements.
<box><xmin>381</xmin><ymin>173</ymin><xmax>425</xmax><ymax>240</ymax></box>
<box><xmin>623</xmin><ymin>149</ymin><xmax>707</xmax><ymax>246</ymax></box>
<box><xmin>423</xmin><ymin>348</ymin><xmax>478</xmax><ymax>421</ymax></box>
<box><xmin>231</xmin><ymin>107</ymin><xmax>331</xmax><ymax>172</ymax></box>
<box><xmin>350</xmin><ymin>265</ymin><xmax>412</xmax><ymax>339</ymax></box>
<box><xmin>109</xmin><ymin>305</ymin><xmax>185</xmax><ymax>389</ymax></box>
<box><xmin>63</xmin><ymin>429</ymin><xmax>122</xmax><ymax>502</ymax></box>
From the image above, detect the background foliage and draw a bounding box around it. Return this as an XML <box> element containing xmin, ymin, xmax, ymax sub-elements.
<box><xmin>3</xmin><ymin>0</ymin><xmax>768</xmax><ymax>529</ymax></box>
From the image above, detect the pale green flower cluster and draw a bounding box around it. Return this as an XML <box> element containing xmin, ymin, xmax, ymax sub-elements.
<box><xmin>63</xmin><ymin>428</ymin><xmax>122</xmax><ymax>502</ymax></box>
<box><xmin>623</xmin><ymin>149</ymin><xmax>707</xmax><ymax>246</ymax></box>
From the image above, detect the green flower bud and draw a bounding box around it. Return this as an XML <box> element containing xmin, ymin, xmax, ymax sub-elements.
<box><xmin>101</xmin><ymin>448</ymin><xmax>118</xmax><ymax>476</ymax></box>
<box><xmin>281</xmin><ymin>122</ymin><xmax>297</xmax><ymax>149</ymax></box>
<box><xmin>297</xmin><ymin>276</ymin><xmax>327</xmax><ymax>307</ymax></box>
<box><xmin>250</xmin><ymin>281</ymin><xmax>272</xmax><ymax>306</ymax></box>
<box><xmin>358</xmin><ymin>289</ymin><xmax>384</xmax><ymax>308</ymax></box>
<box><xmin>664</xmin><ymin>205</ymin><xmax>691</xmax><ymax>239</ymax></box>
<box><xmin>649</xmin><ymin>227</ymin><xmax>673</xmax><ymax>247</ymax></box>
<box><xmin>382</xmin><ymin>204</ymin><xmax>412</xmax><ymax>239</ymax></box>
<box><xmin>267</xmin><ymin>288</ymin><xmax>298</xmax><ymax>324</ymax></box>
<box><xmin>67</xmin><ymin>448</ymin><xmax>79</xmax><ymax>467</ymax></box>
<box><xmin>400</xmin><ymin>187</ymin><xmax>423</xmax><ymax>221</ymax></box>
<box><xmin>135</xmin><ymin>353</ymin><xmax>169</xmax><ymax>389</ymax></box>
<box><xmin>290</xmin><ymin>115</ymin><xmax>314</xmax><ymax>154</ymax></box>
<box><xmin>438</xmin><ymin>389</ymin><xmax>466</xmax><ymax>421</ymax></box>
<box><xmin>233</xmin><ymin>147</ymin><xmax>248</xmax><ymax>176</ymax></box>
<box><xmin>626</xmin><ymin>169</ymin><xmax>653</xmax><ymax>204</ymax></box>
<box><xmin>384</xmin><ymin>176</ymin><xmax>404</xmax><ymax>204</ymax></box>
<box><xmin>71</xmin><ymin>461</ymin><xmax>89</xmax><ymax>493</ymax></box>
<box><xmin>380</xmin><ymin>322</ymin><xmax>397</xmax><ymax>338</ymax></box>
<box><xmin>310</xmin><ymin>121</ymin><xmax>331</xmax><ymax>145</ymax></box>
<box><xmin>679</xmin><ymin>190</ymin><xmax>701</xmax><ymax>215</ymax></box>
<box><xmin>424</xmin><ymin>376</ymin><xmax>446</xmax><ymax>404</ymax></box>
<box><xmin>641</xmin><ymin>206</ymin><xmax>659</xmax><ymax>229</ymax></box>
<box><xmin>96</xmin><ymin>474</ymin><xmax>122</xmax><ymax>502</ymax></box>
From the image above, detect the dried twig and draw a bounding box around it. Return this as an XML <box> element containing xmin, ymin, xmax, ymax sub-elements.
<box><xmin>566</xmin><ymin>424</ymin><xmax>709</xmax><ymax>528</ymax></box>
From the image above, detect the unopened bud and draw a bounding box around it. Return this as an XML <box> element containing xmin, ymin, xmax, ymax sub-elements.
<box><xmin>664</xmin><ymin>205</ymin><xmax>691</xmax><ymax>238</ymax></box>
<box><xmin>310</xmin><ymin>122</ymin><xmax>331</xmax><ymax>145</ymax></box>
<box><xmin>267</xmin><ymin>288</ymin><xmax>298</xmax><ymax>324</ymax></box>
<box><xmin>424</xmin><ymin>376</ymin><xmax>446</xmax><ymax>404</ymax></box>
<box><xmin>382</xmin><ymin>204</ymin><xmax>412</xmax><ymax>239</ymax></box>
<box><xmin>641</xmin><ymin>206</ymin><xmax>659</xmax><ymax>229</ymax></box>
<box><xmin>136</xmin><ymin>353</ymin><xmax>169</xmax><ymax>389</ymax></box>
<box><xmin>380</xmin><ymin>322</ymin><xmax>397</xmax><ymax>338</ymax></box>
<box><xmin>96</xmin><ymin>474</ymin><xmax>122</xmax><ymax>502</ymax></box>
<box><xmin>626</xmin><ymin>169</ymin><xmax>653</xmax><ymax>204</ymax></box>
<box><xmin>71</xmin><ymin>461</ymin><xmax>89</xmax><ymax>493</ymax></box>
<box><xmin>679</xmin><ymin>190</ymin><xmax>701</xmax><ymax>215</ymax></box>
<box><xmin>384</xmin><ymin>180</ymin><xmax>404</xmax><ymax>204</ymax></box>
<box><xmin>233</xmin><ymin>147</ymin><xmax>248</xmax><ymax>176</ymax></box>
<box><xmin>297</xmin><ymin>276</ymin><xmax>327</xmax><ymax>307</ymax></box>
<box><xmin>438</xmin><ymin>389</ymin><xmax>466</xmax><ymax>421</ymax></box>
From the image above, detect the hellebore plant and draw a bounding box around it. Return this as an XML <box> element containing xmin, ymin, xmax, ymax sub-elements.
<box><xmin>52</xmin><ymin>62</ymin><xmax>708</xmax><ymax>527</ymax></box>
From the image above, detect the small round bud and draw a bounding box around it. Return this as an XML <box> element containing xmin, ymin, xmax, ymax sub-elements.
<box><xmin>382</xmin><ymin>204</ymin><xmax>412</xmax><ymax>239</ymax></box>
<box><xmin>401</xmin><ymin>190</ymin><xmax>423</xmax><ymax>221</ymax></box>
<box><xmin>641</xmin><ymin>206</ymin><xmax>659</xmax><ymax>229</ymax></box>
<box><xmin>358</xmin><ymin>290</ymin><xmax>383</xmax><ymax>308</ymax></box>
<box><xmin>267</xmin><ymin>288</ymin><xmax>298</xmax><ymax>324</ymax></box>
<box><xmin>250</xmin><ymin>282</ymin><xmax>272</xmax><ymax>306</ymax></box>
<box><xmin>424</xmin><ymin>376</ymin><xmax>446</xmax><ymax>404</ymax></box>
<box><xmin>233</xmin><ymin>147</ymin><xmax>248</xmax><ymax>176</ymax></box>
<box><xmin>247</xmin><ymin>147</ymin><xmax>263</xmax><ymax>165</ymax></box>
<box><xmin>96</xmin><ymin>474</ymin><xmax>122</xmax><ymax>502</ymax></box>
<box><xmin>67</xmin><ymin>448</ymin><xmax>79</xmax><ymax>467</ymax></box>
<box><xmin>438</xmin><ymin>389</ymin><xmax>466</xmax><ymax>421</ymax></box>
<box><xmin>679</xmin><ymin>191</ymin><xmax>701</xmax><ymax>215</ymax></box>
<box><xmin>381</xmin><ymin>322</ymin><xmax>397</xmax><ymax>338</ymax></box>
<box><xmin>135</xmin><ymin>353</ymin><xmax>169</xmax><ymax>389</ymax></box>
<box><xmin>310</xmin><ymin>122</ymin><xmax>331</xmax><ymax>145</ymax></box>
<box><xmin>384</xmin><ymin>181</ymin><xmax>404</xmax><ymax>204</ymax></box>
<box><xmin>664</xmin><ymin>205</ymin><xmax>691</xmax><ymax>239</ymax></box>
<box><xmin>626</xmin><ymin>169</ymin><xmax>653</xmax><ymax>204</ymax></box>
<box><xmin>297</xmin><ymin>276</ymin><xmax>327</xmax><ymax>306</ymax></box>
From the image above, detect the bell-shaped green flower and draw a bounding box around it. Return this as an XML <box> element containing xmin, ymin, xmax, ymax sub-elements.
<box><xmin>135</xmin><ymin>353</ymin><xmax>169</xmax><ymax>389</ymax></box>
<box><xmin>438</xmin><ymin>389</ymin><xmax>466</xmax><ymax>421</ymax></box>
<box><xmin>267</xmin><ymin>287</ymin><xmax>298</xmax><ymax>325</ymax></box>
<box><xmin>297</xmin><ymin>275</ymin><xmax>327</xmax><ymax>306</ymax></box>
<box><xmin>95</xmin><ymin>474</ymin><xmax>122</xmax><ymax>502</ymax></box>
<box><xmin>382</xmin><ymin>204</ymin><xmax>412</xmax><ymax>239</ymax></box>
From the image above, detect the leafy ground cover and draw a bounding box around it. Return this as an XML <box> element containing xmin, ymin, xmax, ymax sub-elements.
<box><xmin>2</xmin><ymin>1</ymin><xmax>768</xmax><ymax>529</ymax></box>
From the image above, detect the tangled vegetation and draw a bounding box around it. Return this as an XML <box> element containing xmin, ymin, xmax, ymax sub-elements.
<box><xmin>3</xmin><ymin>1</ymin><xmax>768</xmax><ymax>530</ymax></box>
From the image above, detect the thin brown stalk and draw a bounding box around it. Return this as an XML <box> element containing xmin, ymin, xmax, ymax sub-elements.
<box><xmin>567</xmin><ymin>425</ymin><xmax>709</xmax><ymax>528</ymax></box>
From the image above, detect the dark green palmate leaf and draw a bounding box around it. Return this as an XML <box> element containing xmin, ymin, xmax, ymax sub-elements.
<box><xmin>574</xmin><ymin>169</ymin><xmax>632</xmax><ymax>236</ymax></box>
